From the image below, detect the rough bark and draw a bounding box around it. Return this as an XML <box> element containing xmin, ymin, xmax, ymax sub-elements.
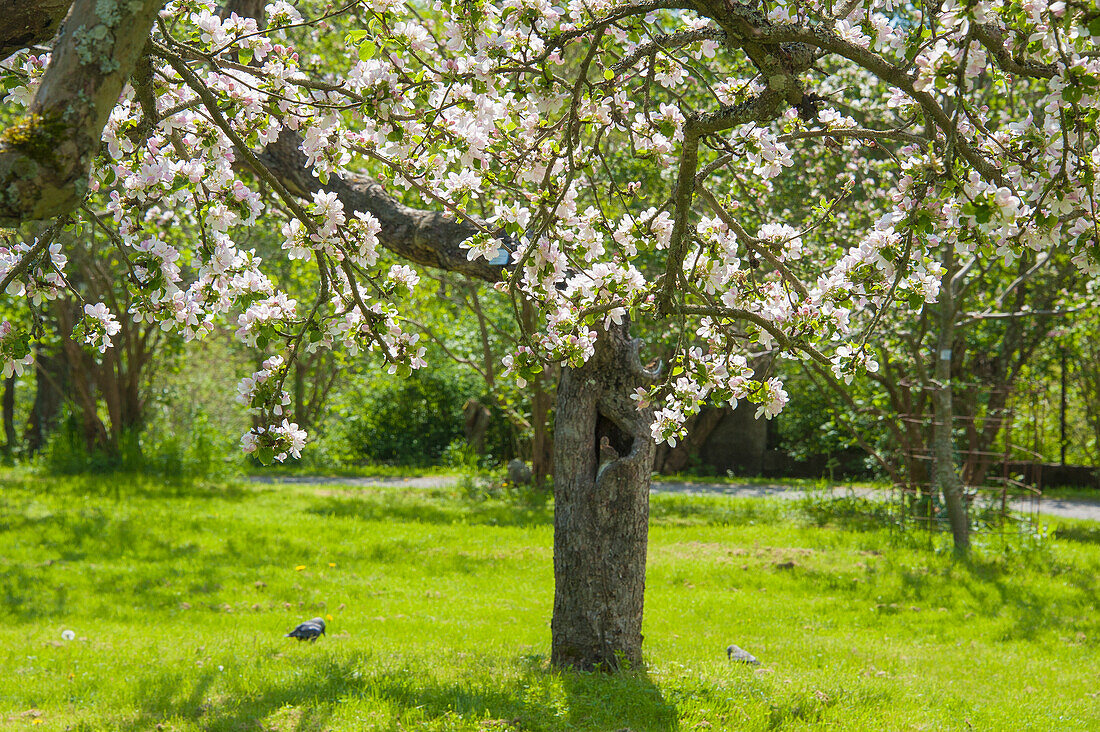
<box><xmin>204</xmin><ymin>0</ymin><xmax>497</xmax><ymax>283</ymax></box>
<box><xmin>933</xmin><ymin>252</ymin><xmax>969</xmax><ymax>554</ymax></box>
<box><xmin>0</xmin><ymin>0</ymin><xmax>72</xmax><ymax>59</ymax></box>
<box><xmin>551</xmin><ymin>319</ymin><xmax>655</xmax><ymax>671</ymax></box>
<box><xmin>0</xmin><ymin>0</ymin><xmax>167</xmax><ymax>226</ymax></box>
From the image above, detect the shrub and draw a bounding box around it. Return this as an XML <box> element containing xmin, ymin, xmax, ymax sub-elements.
<box><xmin>322</xmin><ymin>369</ymin><xmax>510</xmax><ymax>467</ymax></box>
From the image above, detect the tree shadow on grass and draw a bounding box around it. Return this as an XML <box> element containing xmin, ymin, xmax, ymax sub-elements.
<box><xmin>649</xmin><ymin>494</ymin><xmax>789</xmax><ymax>528</ymax></box>
<box><xmin>113</xmin><ymin>653</ymin><xmax>679</xmax><ymax>732</ymax></box>
<box><xmin>793</xmin><ymin>493</ymin><xmax>896</xmax><ymax>533</ymax></box>
<box><xmin>3</xmin><ymin>472</ymin><xmax>252</xmax><ymax>502</ymax></box>
<box><xmin>887</xmin><ymin>553</ymin><xmax>1099</xmax><ymax>643</ymax></box>
<box><xmin>559</xmin><ymin>665</ymin><xmax>679</xmax><ymax>731</ymax></box>
<box><xmin>308</xmin><ymin>488</ymin><xmax>796</xmax><ymax>532</ymax></box>
<box><xmin>1053</xmin><ymin>523</ymin><xmax>1100</xmax><ymax>544</ymax></box>
<box><xmin>0</xmin><ymin>510</ymin><xmax>313</xmax><ymax>622</ymax></box>
<box><xmin>305</xmin><ymin>492</ymin><xmax>554</xmax><ymax>528</ymax></box>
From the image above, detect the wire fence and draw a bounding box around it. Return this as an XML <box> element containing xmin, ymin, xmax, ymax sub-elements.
<box><xmin>891</xmin><ymin>381</ymin><xmax>1043</xmax><ymax>540</ymax></box>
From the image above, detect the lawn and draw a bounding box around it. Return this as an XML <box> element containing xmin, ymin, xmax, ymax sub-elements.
<box><xmin>0</xmin><ymin>472</ymin><xmax>1097</xmax><ymax>731</ymax></box>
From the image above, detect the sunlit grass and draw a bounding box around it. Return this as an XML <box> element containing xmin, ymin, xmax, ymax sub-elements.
<box><xmin>1</xmin><ymin>472</ymin><xmax>1097</xmax><ymax>730</ymax></box>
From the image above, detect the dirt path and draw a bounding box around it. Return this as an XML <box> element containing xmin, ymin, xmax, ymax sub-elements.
<box><xmin>247</xmin><ymin>474</ymin><xmax>1100</xmax><ymax>522</ymax></box>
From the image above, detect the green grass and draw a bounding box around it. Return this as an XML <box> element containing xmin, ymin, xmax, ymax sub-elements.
<box><xmin>1</xmin><ymin>473</ymin><xmax>1098</xmax><ymax>731</ymax></box>
<box><xmin>244</xmin><ymin>463</ymin><xmax>461</xmax><ymax>480</ymax></box>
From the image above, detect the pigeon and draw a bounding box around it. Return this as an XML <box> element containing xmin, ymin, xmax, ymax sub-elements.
<box><xmin>726</xmin><ymin>643</ymin><xmax>760</xmax><ymax>665</ymax></box>
<box><xmin>286</xmin><ymin>617</ymin><xmax>326</xmax><ymax>642</ymax></box>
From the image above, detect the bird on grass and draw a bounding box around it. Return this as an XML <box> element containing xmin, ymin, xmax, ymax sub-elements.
<box><xmin>726</xmin><ymin>644</ymin><xmax>760</xmax><ymax>665</ymax></box>
<box><xmin>286</xmin><ymin>617</ymin><xmax>326</xmax><ymax>642</ymax></box>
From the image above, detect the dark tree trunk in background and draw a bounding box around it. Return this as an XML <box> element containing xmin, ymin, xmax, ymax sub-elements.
<box><xmin>531</xmin><ymin>375</ymin><xmax>554</xmax><ymax>486</ymax></box>
<box><xmin>54</xmin><ymin>302</ymin><xmax>111</xmax><ymax>451</ymax></box>
<box><xmin>654</xmin><ymin>406</ymin><xmax>724</xmax><ymax>474</ymax></box>
<box><xmin>522</xmin><ymin>300</ymin><xmax>554</xmax><ymax>487</ymax></box>
<box><xmin>551</xmin><ymin>319</ymin><xmax>655</xmax><ymax>671</ymax></box>
<box><xmin>25</xmin><ymin>349</ymin><xmax>68</xmax><ymax>453</ymax></box>
<box><xmin>462</xmin><ymin>398</ymin><xmax>491</xmax><ymax>454</ymax></box>
<box><xmin>294</xmin><ymin>360</ymin><xmax>305</xmax><ymax>432</ymax></box>
<box><xmin>2</xmin><ymin>376</ymin><xmax>15</xmax><ymax>452</ymax></box>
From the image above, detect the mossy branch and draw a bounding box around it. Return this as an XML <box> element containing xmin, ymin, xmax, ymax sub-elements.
<box><xmin>0</xmin><ymin>0</ymin><xmax>167</xmax><ymax>227</ymax></box>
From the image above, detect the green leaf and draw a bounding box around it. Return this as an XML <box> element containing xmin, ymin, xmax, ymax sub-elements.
<box><xmin>238</xmin><ymin>47</ymin><xmax>253</xmax><ymax>65</ymax></box>
<box><xmin>603</xmin><ymin>68</ymin><xmax>615</xmax><ymax>81</ymax></box>
<box><xmin>256</xmin><ymin>446</ymin><xmax>275</xmax><ymax>466</ymax></box>
<box><xmin>358</xmin><ymin>41</ymin><xmax>377</xmax><ymax>61</ymax></box>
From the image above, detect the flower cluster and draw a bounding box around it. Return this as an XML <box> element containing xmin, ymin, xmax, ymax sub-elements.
<box><xmin>76</xmin><ymin>303</ymin><xmax>123</xmax><ymax>354</ymax></box>
<box><xmin>236</xmin><ymin>355</ymin><xmax>291</xmax><ymax>416</ymax></box>
<box><xmin>0</xmin><ymin>321</ymin><xmax>33</xmax><ymax>378</ymax></box>
<box><xmin>241</xmin><ymin>419</ymin><xmax>307</xmax><ymax>464</ymax></box>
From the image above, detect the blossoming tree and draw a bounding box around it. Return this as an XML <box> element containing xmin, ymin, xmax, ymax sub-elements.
<box><xmin>1</xmin><ymin>0</ymin><xmax>1098</xmax><ymax>668</ymax></box>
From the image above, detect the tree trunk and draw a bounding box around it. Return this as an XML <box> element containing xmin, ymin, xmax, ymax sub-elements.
<box><xmin>55</xmin><ymin>303</ymin><xmax>111</xmax><ymax>452</ymax></box>
<box><xmin>521</xmin><ymin>299</ymin><xmax>555</xmax><ymax>488</ymax></box>
<box><xmin>0</xmin><ymin>1</ymin><xmax>72</xmax><ymax>59</ymax></box>
<box><xmin>2</xmin><ymin>376</ymin><xmax>15</xmax><ymax>453</ymax></box>
<box><xmin>531</xmin><ymin>374</ymin><xmax>554</xmax><ymax>486</ymax></box>
<box><xmin>551</xmin><ymin>319</ymin><xmax>655</xmax><ymax>671</ymax></box>
<box><xmin>462</xmin><ymin>398</ymin><xmax>491</xmax><ymax>454</ymax></box>
<box><xmin>25</xmin><ymin>348</ymin><xmax>68</xmax><ymax>453</ymax></box>
<box><xmin>0</xmin><ymin>0</ymin><xmax>169</xmax><ymax>225</ymax></box>
<box><xmin>933</xmin><ymin>252</ymin><xmax>969</xmax><ymax>555</ymax></box>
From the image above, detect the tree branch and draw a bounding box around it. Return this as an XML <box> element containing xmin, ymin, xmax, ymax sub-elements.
<box><xmin>0</xmin><ymin>0</ymin><xmax>167</xmax><ymax>226</ymax></box>
<box><xmin>971</xmin><ymin>23</ymin><xmax>1058</xmax><ymax>79</ymax></box>
<box><xmin>256</xmin><ymin>132</ymin><xmax>506</xmax><ymax>283</ymax></box>
<box><xmin>0</xmin><ymin>0</ymin><xmax>72</xmax><ymax>59</ymax></box>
